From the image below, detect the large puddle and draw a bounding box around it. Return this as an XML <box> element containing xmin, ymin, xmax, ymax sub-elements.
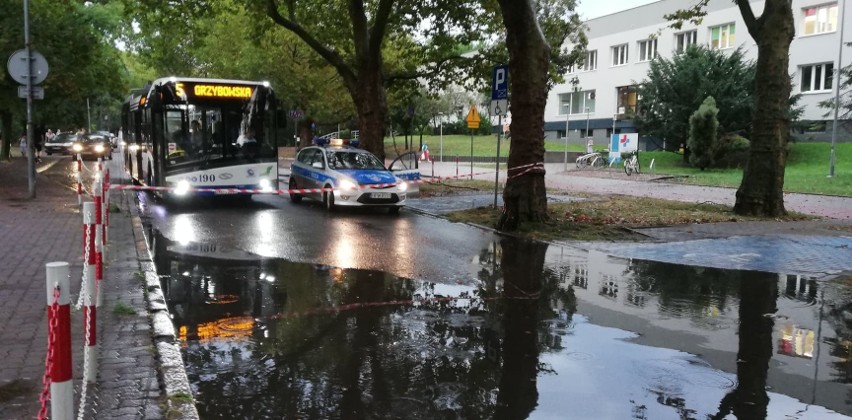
<box><xmin>149</xmin><ymin>230</ymin><xmax>852</xmax><ymax>419</ymax></box>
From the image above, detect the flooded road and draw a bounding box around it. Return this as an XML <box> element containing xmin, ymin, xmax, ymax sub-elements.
<box><xmin>149</xmin><ymin>228</ymin><xmax>852</xmax><ymax>419</ymax></box>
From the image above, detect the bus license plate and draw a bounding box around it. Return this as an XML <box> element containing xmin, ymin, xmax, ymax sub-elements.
<box><xmin>371</xmin><ymin>192</ymin><xmax>391</xmax><ymax>199</ymax></box>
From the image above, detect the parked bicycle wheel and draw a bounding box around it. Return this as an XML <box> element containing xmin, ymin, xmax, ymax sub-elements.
<box><xmin>592</xmin><ymin>156</ymin><xmax>606</xmax><ymax>168</ymax></box>
<box><xmin>624</xmin><ymin>160</ymin><xmax>633</xmax><ymax>175</ymax></box>
<box><xmin>576</xmin><ymin>156</ymin><xmax>589</xmax><ymax>169</ymax></box>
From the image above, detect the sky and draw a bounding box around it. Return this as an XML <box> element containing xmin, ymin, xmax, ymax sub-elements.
<box><xmin>576</xmin><ymin>0</ymin><xmax>659</xmax><ymax>20</ymax></box>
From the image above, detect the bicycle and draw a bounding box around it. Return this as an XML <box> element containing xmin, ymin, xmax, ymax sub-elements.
<box><xmin>623</xmin><ymin>151</ymin><xmax>640</xmax><ymax>176</ymax></box>
<box><xmin>575</xmin><ymin>150</ymin><xmax>608</xmax><ymax>169</ymax></box>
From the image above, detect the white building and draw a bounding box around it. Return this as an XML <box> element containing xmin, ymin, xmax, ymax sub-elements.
<box><xmin>544</xmin><ymin>0</ymin><xmax>849</xmax><ymax>148</ymax></box>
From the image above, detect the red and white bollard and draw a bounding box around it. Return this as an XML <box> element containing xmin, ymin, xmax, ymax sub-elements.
<box><xmin>103</xmin><ymin>167</ymin><xmax>110</xmax><ymax>245</ymax></box>
<box><xmin>75</xmin><ymin>154</ymin><xmax>83</xmax><ymax>206</ymax></box>
<box><xmin>82</xmin><ymin>202</ymin><xmax>98</xmax><ymax>382</ymax></box>
<box><xmin>93</xmin><ymin>178</ymin><xmax>104</xmax><ymax>307</ymax></box>
<box><xmin>97</xmin><ymin>156</ymin><xmax>103</xmax><ymax>172</ymax></box>
<box><xmin>45</xmin><ymin>262</ymin><xmax>73</xmax><ymax>420</ymax></box>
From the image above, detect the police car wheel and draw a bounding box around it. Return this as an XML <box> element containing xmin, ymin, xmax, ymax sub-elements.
<box><xmin>288</xmin><ymin>178</ymin><xmax>302</xmax><ymax>203</ymax></box>
<box><xmin>324</xmin><ymin>190</ymin><xmax>335</xmax><ymax>211</ymax></box>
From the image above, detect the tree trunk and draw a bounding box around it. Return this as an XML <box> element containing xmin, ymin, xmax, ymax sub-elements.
<box><xmin>734</xmin><ymin>1</ymin><xmax>794</xmax><ymax>217</ymax></box>
<box><xmin>496</xmin><ymin>0</ymin><xmax>550</xmax><ymax>232</ymax></box>
<box><xmin>0</xmin><ymin>111</ymin><xmax>11</xmax><ymax>161</ymax></box>
<box><xmin>353</xmin><ymin>75</ymin><xmax>388</xmax><ymax>162</ymax></box>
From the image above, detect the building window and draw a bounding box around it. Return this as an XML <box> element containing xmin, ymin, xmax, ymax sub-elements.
<box><xmin>617</xmin><ymin>85</ymin><xmax>639</xmax><ymax>117</ymax></box>
<box><xmin>803</xmin><ymin>4</ymin><xmax>838</xmax><ymax>35</ymax></box>
<box><xmin>611</xmin><ymin>44</ymin><xmax>628</xmax><ymax>66</ymax></box>
<box><xmin>638</xmin><ymin>39</ymin><xmax>658</xmax><ymax>62</ymax></box>
<box><xmin>800</xmin><ymin>63</ymin><xmax>834</xmax><ymax>92</ymax></box>
<box><xmin>710</xmin><ymin>23</ymin><xmax>736</xmax><ymax>49</ymax></box>
<box><xmin>582</xmin><ymin>50</ymin><xmax>598</xmax><ymax>71</ymax></box>
<box><xmin>675</xmin><ymin>30</ymin><xmax>697</xmax><ymax>54</ymax></box>
<box><xmin>559</xmin><ymin>90</ymin><xmax>597</xmax><ymax>115</ymax></box>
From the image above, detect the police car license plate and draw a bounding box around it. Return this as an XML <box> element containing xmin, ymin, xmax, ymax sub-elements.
<box><xmin>371</xmin><ymin>192</ymin><xmax>391</xmax><ymax>199</ymax></box>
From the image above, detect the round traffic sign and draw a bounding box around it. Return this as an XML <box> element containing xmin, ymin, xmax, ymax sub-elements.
<box><xmin>7</xmin><ymin>49</ymin><xmax>49</xmax><ymax>85</ymax></box>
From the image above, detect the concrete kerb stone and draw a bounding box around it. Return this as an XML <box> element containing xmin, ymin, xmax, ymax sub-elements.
<box><xmin>129</xmin><ymin>201</ymin><xmax>200</xmax><ymax>419</ymax></box>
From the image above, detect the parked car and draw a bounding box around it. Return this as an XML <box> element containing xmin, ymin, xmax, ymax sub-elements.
<box><xmin>44</xmin><ymin>132</ymin><xmax>78</xmax><ymax>155</ymax></box>
<box><xmin>72</xmin><ymin>134</ymin><xmax>113</xmax><ymax>160</ymax></box>
<box><xmin>95</xmin><ymin>131</ymin><xmax>118</xmax><ymax>147</ymax></box>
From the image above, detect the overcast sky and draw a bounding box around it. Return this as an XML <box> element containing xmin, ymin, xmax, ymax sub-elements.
<box><xmin>576</xmin><ymin>0</ymin><xmax>659</xmax><ymax>20</ymax></box>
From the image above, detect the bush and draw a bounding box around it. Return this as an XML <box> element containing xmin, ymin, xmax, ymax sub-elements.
<box><xmin>687</xmin><ymin>96</ymin><xmax>719</xmax><ymax>170</ymax></box>
<box><xmin>714</xmin><ymin>135</ymin><xmax>750</xmax><ymax>168</ymax></box>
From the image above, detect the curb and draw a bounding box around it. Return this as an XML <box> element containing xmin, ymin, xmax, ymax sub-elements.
<box><xmin>129</xmin><ymin>204</ymin><xmax>200</xmax><ymax>419</ymax></box>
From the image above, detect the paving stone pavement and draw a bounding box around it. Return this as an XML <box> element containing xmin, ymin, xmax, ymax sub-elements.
<box><xmin>0</xmin><ymin>155</ymin><xmax>164</xmax><ymax>420</ymax></box>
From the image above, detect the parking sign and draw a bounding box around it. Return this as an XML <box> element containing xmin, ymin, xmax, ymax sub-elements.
<box><xmin>491</xmin><ymin>65</ymin><xmax>508</xmax><ymax>100</ymax></box>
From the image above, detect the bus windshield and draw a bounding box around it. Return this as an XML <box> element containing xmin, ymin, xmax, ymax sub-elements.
<box><xmin>164</xmin><ymin>102</ymin><xmax>275</xmax><ymax>167</ymax></box>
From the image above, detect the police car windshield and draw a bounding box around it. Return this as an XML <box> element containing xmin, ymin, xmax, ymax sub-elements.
<box><xmin>326</xmin><ymin>150</ymin><xmax>386</xmax><ymax>170</ymax></box>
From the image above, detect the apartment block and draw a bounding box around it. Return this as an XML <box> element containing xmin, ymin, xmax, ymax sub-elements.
<box><xmin>544</xmin><ymin>0</ymin><xmax>850</xmax><ymax>148</ymax></box>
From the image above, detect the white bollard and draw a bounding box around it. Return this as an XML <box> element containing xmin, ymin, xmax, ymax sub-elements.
<box><xmin>45</xmin><ymin>262</ymin><xmax>73</xmax><ymax>420</ymax></box>
<box><xmin>82</xmin><ymin>203</ymin><xmax>98</xmax><ymax>382</ymax></box>
<box><xmin>76</xmin><ymin>154</ymin><xmax>83</xmax><ymax>206</ymax></box>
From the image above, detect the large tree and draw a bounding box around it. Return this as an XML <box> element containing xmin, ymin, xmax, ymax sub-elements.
<box><xmin>494</xmin><ymin>0</ymin><xmax>552</xmax><ymax>230</ymax></box>
<box><xmin>0</xmin><ymin>0</ymin><xmax>127</xmax><ymax>160</ymax></box>
<box><xmin>668</xmin><ymin>0</ymin><xmax>795</xmax><ymax>217</ymax></box>
<box><xmin>260</xmin><ymin>0</ymin><xmax>485</xmax><ymax>160</ymax></box>
<box><xmin>634</xmin><ymin>45</ymin><xmax>755</xmax><ymax>150</ymax></box>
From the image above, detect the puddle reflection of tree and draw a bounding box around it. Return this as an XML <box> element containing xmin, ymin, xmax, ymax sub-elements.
<box><xmin>711</xmin><ymin>273</ymin><xmax>777</xmax><ymax>419</ymax></box>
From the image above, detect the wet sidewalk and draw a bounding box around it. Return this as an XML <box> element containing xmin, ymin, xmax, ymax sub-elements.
<box><xmin>0</xmin><ymin>156</ymin><xmax>165</xmax><ymax>419</ymax></box>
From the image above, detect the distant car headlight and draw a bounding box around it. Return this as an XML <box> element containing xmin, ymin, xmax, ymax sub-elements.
<box><xmin>72</xmin><ymin>143</ymin><xmax>83</xmax><ymax>152</ymax></box>
<box><xmin>174</xmin><ymin>180</ymin><xmax>190</xmax><ymax>196</ymax></box>
<box><xmin>129</xmin><ymin>144</ymin><xmax>140</xmax><ymax>152</ymax></box>
<box><xmin>259</xmin><ymin>178</ymin><xmax>272</xmax><ymax>192</ymax></box>
<box><xmin>94</xmin><ymin>144</ymin><xmax>105</xmax><ymax>153</ymax></box>
<box><xmin>121</xmin><ymin>140</ymin><xmax>127</xmax><ymax>146</ymax></box>
<box><xmin>339</xmin><ymin>179</ymin><xmax>358</xmax><ymax>191</ymax></box>
<box><xmin>398</xmin><ymin>181</ymin><xmax>408</xmax><ymax>192</ymax></box>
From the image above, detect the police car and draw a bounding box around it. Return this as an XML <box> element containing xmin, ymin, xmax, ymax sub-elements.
<box><xmin>288</xmin><ymin>139</ymin><xmax>409</xmax><ymax>213</ymax></box>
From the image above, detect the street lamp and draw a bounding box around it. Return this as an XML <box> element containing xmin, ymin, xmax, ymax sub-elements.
<box><xmin>829</xmin><ymin>0</ymin><xmax>846</xmax><ymax>178</ymax></box>
<box><xmin>585</xmin><ymin>106</ymin><xmax>591</xmax><ymax>143</ymax></box>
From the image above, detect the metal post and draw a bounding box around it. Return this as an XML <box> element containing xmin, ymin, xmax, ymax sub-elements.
<box><xmin>469</xmin><ymin>130</ymin><xmax>474</xmax><ymax>180</ymax></box>
<box><xmin>87</xmin><ymin>98</ymin><xmax>92</xmax><ymax>133</ymax></box>
<box><xmin>439</xmin><ymin>116</ymin><xmax>443</xmax><ymax>163</ymax></box>
<box><xmin>563</xmin><ymin>105</ymin><xmax>570</xmax><ymax>171</ymax></box>
<box><xmin>494</xmin><ymin>114</ymin><xmax>502</xmax><ymax>208</ymax></box>
<box><xmin>585</xmin><ymin>107</ymin><xmax>591</xmax><ymax>141</ymax></box>
<box><xmin>24</xmin><ymin>0</ymin><xmax>36</xmax><ymax>198</ymax></box>
<box><xmin>45</xmin><ymin>261</ymin><xmax>72</xmax><ymax>420</ymax></box>
<box><xmin>830</xmin><ymin>0</ymin><xmax>846</xmax><ymax>178</ymax></box>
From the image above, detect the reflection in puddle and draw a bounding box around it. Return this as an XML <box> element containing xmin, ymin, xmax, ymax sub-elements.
<box><xmin>149</xmin><ymin>229</ymin><xmax>852</xmax><ymax>419</ymax></box>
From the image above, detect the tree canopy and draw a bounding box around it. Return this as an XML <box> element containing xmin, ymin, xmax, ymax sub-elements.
<box><xmin>635</xmin><ymin>45</ymin><xmax>755</xmax><ymax>150</ymax></box>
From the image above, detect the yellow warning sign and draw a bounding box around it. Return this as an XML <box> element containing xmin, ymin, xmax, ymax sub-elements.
<box><xmin>465</xmin><ymin>105</ymin><xmax>481</xmax><ymax>129</ymax></box>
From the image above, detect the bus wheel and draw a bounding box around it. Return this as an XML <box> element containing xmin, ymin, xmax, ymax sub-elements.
<box><xmin>324</xmin><ymin>190</ymin><xmax>335</xmax><ymax>211</ymax></box>
<box><xmin>288</xmin><ymin>178</ymin><xmax>302</xmax><ymax>203</ymax></box>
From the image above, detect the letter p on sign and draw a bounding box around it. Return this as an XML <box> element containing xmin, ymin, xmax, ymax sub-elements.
<box><xmin>492</xmin><ymin>65</ymin><xmax>508</xmax><ymax>100</ymax></box>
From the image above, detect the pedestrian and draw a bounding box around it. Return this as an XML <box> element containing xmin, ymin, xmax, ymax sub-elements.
<box><xmin>18</xmin><ymin>132</ymin><xmax>27</xmax><ymax>157</ymax></box>
<box><xmin>420</xmin><ymin>143</ymin><xmax>430</xmax><ymax>161</ymax></box>
<box><xmin>34</xmin><ymin>125</ymin><xmax>45</xmax><ymax>162</ymax></box>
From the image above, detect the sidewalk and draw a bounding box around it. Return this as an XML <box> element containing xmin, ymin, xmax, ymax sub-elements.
<box><xmin>0</xmin><ymin>156</ymin><xmax>164</xmax><ymax>419</ymax></box>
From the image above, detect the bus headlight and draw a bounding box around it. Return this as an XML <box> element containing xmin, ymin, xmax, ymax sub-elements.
<box><xmin>72</xmin><ymin>143</ymin><xmax>83</xmax><ymax>152</ymax></box>
<box><xmin>259</xmin><ymin>178</ymin><xmax>272</xmax><ymax>192</ymax></box>
<box><xmin>339</xmin><ymin>179</ymin><xmax>358</xmax><ymax>191</ymax></box>
<box><xmin>398</xmin><ymin>181</ymin><xmax>408</xmax><ymax>192</ymax></box>
<box><xmin>94</xmin><ymin>144</ymin><xmax>105</xmax><ymax>153</ymax></box>
<box><xmin>174</xmin><ymin>180</ymin><xmax>190</xmax><ymax>196</ymax></box>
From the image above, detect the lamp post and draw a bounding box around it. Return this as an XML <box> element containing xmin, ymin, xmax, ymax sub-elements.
<box><xmin>829</xmin><ymin>0</ymin><xmax>846</xmax><ymax>178</ymax></box>
<box><xmin>439</xmin><ymin>113</ymin><xmax>444</xmax><ymax>162</ymax></box>
<box><xmin>585</xmin><ymin>106</ymin><xmax>590</xmax><ymax>143</ymax></box>
<box><xmin>563</xmin><ymin>104</ymin><xmax>570</xmax><ymax>171</ymax></box>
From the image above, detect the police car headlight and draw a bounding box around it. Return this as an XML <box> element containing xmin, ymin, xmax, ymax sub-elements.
<box><xmin>339</xmin><ymin>179</ymin><xmax>358</xmax><ymax>191</ymax></box>
<box><xmin>72</xmin><ymin>143</ymin><xmax>83</xmax><ymax>152</ymax></box>
<box><xmin>398</xmin><ymin>181</ymin><xmax>408</xmax><ymax>192</ymax></box>
<box><xmin>259</xmin><ymin>178</ymin><xmax>272</xmax><ymax>192</ymax></box>
<box><xmin>95</xmin><ymin>144</ymin><xmax>105</xmax><ymax>153</ymax></box>
<box><xmin>174</xmin><ymin>180</ymin><xmax>190</xmax><ymax>196</ymax></box>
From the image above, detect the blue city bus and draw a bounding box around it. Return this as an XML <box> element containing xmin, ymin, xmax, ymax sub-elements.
<box><xmin>122</xmin><ymin>77</ymin><xmax>281</xmax><ymax>200</ymax></box>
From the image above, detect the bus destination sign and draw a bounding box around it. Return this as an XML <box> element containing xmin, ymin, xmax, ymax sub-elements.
<box><xmin>177</xmin><ymin>82</ymin><xmax>253</xmax><ymax>99</ymax></box>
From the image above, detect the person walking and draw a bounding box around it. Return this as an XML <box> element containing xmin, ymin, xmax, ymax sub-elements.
<box><xmin>18</xmin><ymin>132</ymin><xmax>27</xmax><ymax>157</ymax></box>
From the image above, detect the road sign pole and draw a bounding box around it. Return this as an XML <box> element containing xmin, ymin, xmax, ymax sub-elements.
<box><xmin>494</xmin><ymin>114</ymin><xmax>502</xmax><ymax>208</ymax></box>
<box><xmin>470</xmin><ymin>130</ymin><xmax>474</xmax><ymax>180</ymax></box>
<box><xmin>24</xmin><ymin>0</ymin><xmax>35</xmax><ymax>198</ymax></box>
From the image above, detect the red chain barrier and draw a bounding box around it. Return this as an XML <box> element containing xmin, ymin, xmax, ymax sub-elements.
<box><xmin>37</xmin><ymin>287</ymin><xmax>60</xmax><ymax>420</ymax></box>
